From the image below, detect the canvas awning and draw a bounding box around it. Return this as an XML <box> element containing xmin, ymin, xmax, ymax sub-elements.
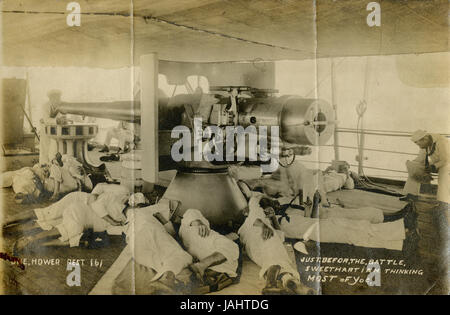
<box><xmin>1</xmin><ymin>0</ymin><xmax>448</xmax><ymax>68</ymax></box>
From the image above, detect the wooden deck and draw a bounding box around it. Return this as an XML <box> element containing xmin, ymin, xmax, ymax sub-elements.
<box><xmin>0</xmin><ymin>185</ymin><xmax>127</xmax><ymax>295</ymax></box>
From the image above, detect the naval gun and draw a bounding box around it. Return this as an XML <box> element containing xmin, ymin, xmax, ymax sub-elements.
<box><xmin>51</xmin><ymin>85</ymin><xmax>335</xmax><ymax>228</ymax></box>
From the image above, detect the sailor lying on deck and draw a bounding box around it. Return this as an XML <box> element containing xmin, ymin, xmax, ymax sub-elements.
<box><xmin>58</xmin><ymin>154</ymin><xmax>93</xmax><ymax>194</ymax></box>
<box><xmin>277</xmin><ymin>160</ymin><xmax>355</xmax><ymax>205</ymax></box>
<box><xmin>179</xmin><ymin>209</ymin><xmax>239</xmax><ymax>293</ymax></box>
<box><xmin>0</xmin><ymin>165</ymin><xmax>45</xmax><ymax>204</ymax></box>
<box><xmin>3</xmin><ymin>183</ymin><xmax>131</xmax><ymax>230</ymax></box>
<box><xmin>7</xmin><ymin>190</ymin><xmax>132</xmax><ymax>252</ymax></box>
<box><xmin>260</xmin><ymin>193</ymin><xmax>406</xmax><ymax>251</ymax></box>
<box><xmin>322</xmin><ymin>163</ymin><xmax>355</xmax><ymax>192</ymax></box>
<box><xmin>115</xmin><ymin>200</ymin><xmax>194</xmax><ymax>294</ymax></box>
<box><xmin>114</xmin><ymin>200</ymin><xmax>239</xmax><ymax>294</ymax></box>
<box><xmin>238</xmin><ymin>192</ymin><xmax>315</xmax><ymax>295</ymax></box>
<box><xmin>90</xmin><ymin>182</ymin><xmax>131</xmax><ymax>195</ymax></box>
<box><xmin>0</xmin><ymin>154</ymin><xmax>92</xmax><ymax>204</ymax></box>
<box><xmin>233</xmin><ymin>160</ymin><xmax>355</xmax><ymax>207</ymax></box>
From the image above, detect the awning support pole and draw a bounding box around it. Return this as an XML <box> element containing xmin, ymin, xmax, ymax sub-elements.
<box><xmin>331</xmin><ymin>58</ymin><xmax>339</xmax><ymax>161</ymax></box>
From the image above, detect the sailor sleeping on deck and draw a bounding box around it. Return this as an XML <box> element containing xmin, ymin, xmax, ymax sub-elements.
<box><xmin>41</xmin><ymin>153</ymin><xmax>93</xmax><ymax>200</ymax></box>
<box><xmin>114</xmin><ymin>199</ymin><xmax>193</xmax><ymax>294</ymax></box>
<box><xmin>114</xmin><ymin>198</ymin><xmax>314</xmax><ymax>295</ymax></box>
<box><xmin>8</xmin><ymin>189</ymin><xmax>131</xmax><ymax>252</ymax></box>
<box><xmin>239</xmin><ymin>193</ymin><xmax>314</xmax><ymax>295</ymax></box>
<box><xmin>0</xmin><ymin>153</ymin><xmax>92</xmax><ymax>204</ymax></box>
<box><xmin>179</xmin><ymin>209</ymin><xmax>239</xmax><ymax>288</ymax></box>
<box><xmin>277</xmin><ymin>160</ymin><xmax>355</xmax><ymax>205</ymax></box>
<box><xmin>250</xmin><ymin>192</ymin><xmax>406</xmax><ymax>251</ymax></box>
<box><xmin>113</xmin><ymin>199</ymin><xmax>239</xmax><ymax>294</ymax></box>
<box><xmin>0</xmin><ymin>165</ymin><xmax>45</xmax><ymax>204</ymax></box>
<box><xmin>233</xmin><ymin>160</ymin><xmax>355</xmax><ymax>206</ymax></box>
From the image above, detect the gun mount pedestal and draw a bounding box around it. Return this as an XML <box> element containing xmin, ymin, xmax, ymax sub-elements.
<box><xmin>44</xmin><ymin>123</ymin><xmax>98</xmax><ymax>166</ymax></box>
<box><xmin>162</xmin><ymin>168</ymin><xmax>248</xmax><ymax>228</ymax></box>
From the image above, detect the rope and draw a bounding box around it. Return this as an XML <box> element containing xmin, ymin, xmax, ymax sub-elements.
<box><xmin>355</xmin><ymin>56</ymin><xmax>371</xmax><ymax>178</ymax></box>
<box><xmin>320</xmin><ymin>144</ymin><xmax>417</xmax><ymax>156</ymax></box>
<box><xmin>337</xmin><ymin>128</ymin><xmax>450</xmax><ymax>138</ymax></box>
<box><xmin>339</xmin><ymin>127</ymin><xmax>410</xmax><ymax>134</ymax></box>
<box><xmin>295</xmin><ymin>159</ymin><xmax>408</xmax><ymax>174</ymax></box>
<box><xmin>349</xmin><ymin>57</ymin><xmax>401</xmax><ymax>193</ymax></box>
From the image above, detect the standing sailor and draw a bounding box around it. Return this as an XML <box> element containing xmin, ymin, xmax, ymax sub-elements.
<box><xmin>404</xmin><ymin>130</ymin><xmax>450</xmax><ymax>205</ymax></box>
<box><xmin>39</xmin><ymin>90</ymin><xmax>67</xmax><ymax>164</ymax></box>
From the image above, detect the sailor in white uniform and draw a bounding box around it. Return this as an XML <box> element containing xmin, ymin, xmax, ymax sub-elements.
<box><xmin>404</xmin><ymin>130</ymin><xmax>450</xmax><ymax>205</ymax></box>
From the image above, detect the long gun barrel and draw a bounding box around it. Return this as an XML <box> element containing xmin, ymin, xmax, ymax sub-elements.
<box><xmin>53</xmin><ymin>93</ymin><xmax>335</xmax><ymax>146</ymax></box>
<box><xmin>56</xmin><ymin>100</ymin><xmax>142</xmax><ymax>123</ymax></box>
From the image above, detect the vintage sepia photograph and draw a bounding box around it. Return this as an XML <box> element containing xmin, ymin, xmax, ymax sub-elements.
<box><xmin>0</xmin><ymin>0</ymin><xmax>448</xmax><ymax>298</ymax></box>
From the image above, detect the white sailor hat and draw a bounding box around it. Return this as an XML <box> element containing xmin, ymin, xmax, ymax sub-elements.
<box><xmin>411</xmin><ymin>129</ymin><xmax>428</xmax><ymax>142</ymax></box>
<box><xmin>128</xmin><ymin>192</ymin><xmax>148</xmax><ymax>206</ymax></box>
